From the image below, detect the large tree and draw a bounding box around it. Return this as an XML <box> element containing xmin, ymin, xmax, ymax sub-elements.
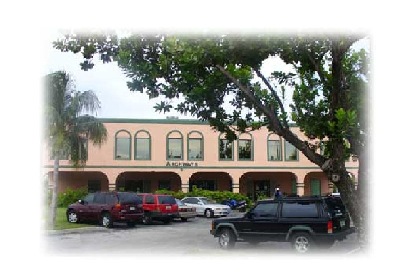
<box><xmin>44</xmin><ymin>71</ymin><xmax>108</xmax><ymax>228</ymax></box>
<box><xmin>53</xmin><ymin>33</ymin><xmax>370</xmax><ymax>246</ymax></box>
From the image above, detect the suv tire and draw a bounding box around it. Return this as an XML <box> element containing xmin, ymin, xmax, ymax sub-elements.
<box><xmin>205</xmin><ymin>209</ymin><xmax>214</xmax><ymax>218</ymax></box>
<box><xmin>291</xmin><ymin>232</ymin><xmax>313</xmax><ymax>253</ymax></box>
<box><xmin>101</xmin><ymin>212</ymin><xmax>113</xmax><ymax>228</ymax></box>
<box><xmin>67</xmin><ymin>210</ymin><xmax>79</xmax><ymax>223</ymax></box>
<box><xmin>218</xmin><ymin>228</ymin><xmax>236</xmax><ymax>249</ymax></box>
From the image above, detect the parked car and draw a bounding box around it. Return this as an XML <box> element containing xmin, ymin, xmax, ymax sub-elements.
<box><xmin>66</xmin><ymin>191</ymin><xmax>144</xmax><ymax>228</ymax></box>
<box><xmin>181</xmin><ymin>196</ymin><xmax>231</xmax><ymax>218</ymax></box>
<box><xmin>210</xmin><ymin>195</ymin><xmax>355</xmax><ymax>253</ymax></box>
<box><xmin>175</xmin><ymin>198</ymin><xmax>197</xmax><ymax>222</ymax></box>
<box><xmin>137</xmin><ymin>193</ymin><xmax>179</xmax><ymax>224</ymax></box>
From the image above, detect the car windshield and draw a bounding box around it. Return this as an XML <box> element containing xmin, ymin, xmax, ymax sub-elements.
<box><xmin>200</xmin><ymin>198</ymin><xmax>215</xmax><ymax>204</ymax></box>
<box><xmin>175</xmin><ymin>199</ymin><xmax>184</xmax><ymax>206</ymax></box>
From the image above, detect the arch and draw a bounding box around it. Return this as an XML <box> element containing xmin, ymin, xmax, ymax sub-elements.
<box><xmin>238</xmin><ymin>132</ymin><xmax>253</xmax><ymax>161</ymax></box>
<box><xmin>166</xmin><ymin>130</ymin><xmax>184</xmax><ymax>160</ymax></box>
<box><xmin>187</xmin><ymin>130</ymin><xmax>204</xmax><ymax>161</ymax></box>
<box><xmin>116</xmin><ymin>171</ymin><xmax>182</xmax><ymax>192</ymax></box>
<box><xmin>114</xmin><ymin>129</ymin><xmax>132</xmax><ymax>160</ymax></box>
<box><xmin>134</xmin><ymin>130</ymin><xmax>151</xmax><ymax>160</ymax></box>
<box><xmin>189</xmin><ymin>171</ymin><xmax>233</xmax><ymax>192</ymax></box>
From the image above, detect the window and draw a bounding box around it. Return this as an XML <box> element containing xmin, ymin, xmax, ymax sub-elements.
<box><xmin>105</xmin><ymin>194</ymin><xmax>118</xmax><ymax>205</ymax></box>
<box><xmin>158</xmin><ymin>196</ymin><xmax>176</xmax><ymax>204</ymax></box>
<box><xmin>167</xmin><ymin>131</ymin><xmax>183</xmax><ymax>160</ymax></box>
<box><xmin>83</xmin><ymin>193</ymin><xmax>95</xmax><ymax>205</ymax></box>
<box><xmin>238</xmin><ymin>133</ymin><xmax>253</xmax><ymax>160</ymax></box>
<box><xmin>281</xmin><ymin>202</ymin><xmax>319</xmax><ymax>218</ymax></box>
<box><xmin>50</xmin><ymin>148</ymin><xmax>69</xmax><ymax>160</ymax></box>
<box><xmin>267</xmin><ymin>133</ymin><xmax>282</xmax><ymax>161</ymax></box>
<box><xmin>115</xmin><ymin>130</ymin><xmax>131</xmax><ymax>160</ymax></box>
<box><xmin>88</xmin><ymin>180</ymin><xmax>101</xmax><ymax>193</ymax></box>
<box><xmin>159</xmin><ymin>180</ymin><xmax>171</xmax><ymax>191</ymax></box>
<box><xmin>93</xmin><ymin>193</ymin><xmax>106</xmax><ymax>204</ymax></box>
<box><xmin>284</xmin><ymin>140</ymin><xmax>298</xmax><ymax>161</ymax></box>
<box><xmin>219</xmin><ymin>138</ymin><xmax>233</xmax><ymax>160</ymax></box>
<box><xmin>145</xmin><ymin>195</ymin><xmax>155</xmax><ymax>204</ymax></box>
<box><xmin>135</xmin><ymin>130</ymin><xmax>151</xmax><ymax>160</ymax></box>
<box><xmin>252</xmin><ymin>202</ymin><xmax>278</xmax><ymax>217</ymax></box>
<box><xmin>188</xmin><ymin>131</ymin><xmax>204</xmax><ymax>160</ymax></box>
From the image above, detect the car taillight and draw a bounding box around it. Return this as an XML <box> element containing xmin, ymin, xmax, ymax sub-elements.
<box><xmin>113</xmin><ymin>203</ymin><xmax>121</xmax><ymax>211</ymax></box>
<box><xmin>327</xmin><ymin>220</ymin><xmax>333</xmax><ymax>233</ymax></box>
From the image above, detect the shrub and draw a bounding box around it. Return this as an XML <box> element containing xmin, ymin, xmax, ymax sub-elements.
<box><xmin>185</xmin><ymin>186</ymin><xmax>252</xmax><ymax>206</ymax></box>
<box><xmin>57</xmin><ymin>187</ymin><xmax>88</xmax><ymax>207</ymax></box>
<box><xmin>155</xmin><ymin>189</ymin><xmax>186</xmax><ymax>200</ymax></box>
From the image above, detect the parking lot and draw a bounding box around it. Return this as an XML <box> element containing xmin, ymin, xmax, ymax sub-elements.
<box><xmin>44</xmin><ymin>214</ymin><xmax>361</xmax><ymax>256</ymax></box>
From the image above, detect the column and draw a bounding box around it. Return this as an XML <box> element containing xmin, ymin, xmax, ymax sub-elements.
<box><xmin>328</xmin><ymin>182</ymin><xmax>334</xmax><ymax>193</ymax></box>
<box><xmin>296</xmin><ymin>182</ymin><xmax>305</xmax><ymax>196</ymax></box>
<box><xmin>232</xmin><ymin>183</ymin><xmax>240</xmax><ymax>193</ymax></box>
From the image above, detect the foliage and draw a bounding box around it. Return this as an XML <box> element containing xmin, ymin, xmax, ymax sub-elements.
<box><xmin>53</xmin><ymin>207</ymin><xmax>95</xmax><ymax>230</ymax></box>
<box><xmin>186</xmin><ymin>186</ymin><xmax>251</xmax><ymax>205</ymax></box>
<box><xmin>155</xmin><ymin>189</ymin><xmax>186</xmax><ymax>199</ymax></box>
<box><xmin>57</xmin><ymin>187</ymin><xmax>88</xmax><ymax>207</ymax></box>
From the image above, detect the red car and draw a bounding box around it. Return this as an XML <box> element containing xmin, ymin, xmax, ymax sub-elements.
<box><xmin>66</xmin><ymin>191</ymin><xmax>144</xmax><ymax>228</ymax></box>
<box><xmin>137</xmin><ymin>193</ymin><xmax>179</xmax><ymax>224</ymax></box>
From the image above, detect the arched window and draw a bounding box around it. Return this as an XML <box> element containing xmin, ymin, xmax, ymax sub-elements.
<box><xmin>238</xmin><ymin>133</ymin><xmax>253</xmax><ymax>161</ymax></box>
<box><xmin>166</xmin><ymin>130</ymin><xmax>183</xmax><ymax>160</ymax></box>
<box><xmin>134</xmin><ymin>130</ymin><xmax>151</xmax><ymax>160</ymax></box>
<box><xmin>187</xmin><ymin>131</ymin><xmax>204</xmax><ymax>160</ymax></box>
<box><xmin>267</xmin><ymin>133</ymin><xmax>282</xmax><ymax>161</ymax></box>
<box><xmin>219</xmin><ymin>134</ymin><xmax>233</xmax><ymax>161</ymax></box>
<box><xmin>115</xmin><ymin>130</ymin><xmax>131</xmax><ymax>160</ymax></box>
<box><xmin>284</xmin><ymin>140</ymin><xmax>299</xmax><ymax>161</ymax></box>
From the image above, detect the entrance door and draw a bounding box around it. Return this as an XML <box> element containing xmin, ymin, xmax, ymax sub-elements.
<box><xmin>310</xmin><ymin>179</ymin><xmax>321</xmax><ymax>196</ymax></box>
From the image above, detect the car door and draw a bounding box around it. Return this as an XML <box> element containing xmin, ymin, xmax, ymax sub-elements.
<box><xmin>238</xmin><ymin>201</ymin><xmax>279</xmax><ymax>241</ymax></box>
<box><xmin>90</xmin><ymin>192</ymin><xmax>107</xmax><ymax>221</ymax></box>
<box><xmin>183</xmin><ymin>198</ymin><xmax>202</xmax><ymax>214</ymax></box>
<box><xmin>77</xmin><ymin>193</ymin><xmax>95</xmax><ymax>221</ymax></box>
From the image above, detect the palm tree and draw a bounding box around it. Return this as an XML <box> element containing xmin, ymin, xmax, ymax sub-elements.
<box><xmin>44</xmin><ymin>71</ymin><xmax>107</xmax><ymax>229</ymax></box>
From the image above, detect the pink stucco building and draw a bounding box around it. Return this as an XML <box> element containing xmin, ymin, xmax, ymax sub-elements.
<box><xmin>42</xmin><ymin>118</ymin><xmax>359</xmax><ymax>200</ymax></box>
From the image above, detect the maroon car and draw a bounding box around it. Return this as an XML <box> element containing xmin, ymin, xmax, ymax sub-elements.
<box><xmin>66</xmin><ymin>191</ymin><xmax>144</xmax><ymax>228</ymax></box>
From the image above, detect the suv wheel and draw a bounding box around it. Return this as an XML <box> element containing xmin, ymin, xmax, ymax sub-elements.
<box><xmin>205</xmin><ymin>209</ymin><xmax>214</xmax><ymax>218</ymax></box>
<box><xmin>218</xmin><ymin>228</ymin><xmax>236</xmax><ymax>249</ymax></box>
<box><xmin>292</xmin><ymin>232</ymin><xmax>313</xmax><ymax>253</ymax></box>
<box><xmin>67</xmin><ymin>210</ymin><xmax>79</xmax><ymax>223</ymax></box>
<box><xmin>101</xmin><ymin>213</ymin><xmax>113</xmax><ymax>228</ymax></box>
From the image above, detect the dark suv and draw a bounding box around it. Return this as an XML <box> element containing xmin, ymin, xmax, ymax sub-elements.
<box><xmin>67</xmin><ymin>191</ymin><xmax>144</xmax><ymax>228</ymax></box>
<box><xmin>210</xmin><ymin>195</ymin><xmax>355</xmax><ymax>253</ymax></box>
<box><xmin>137</xmin><ymin>193</ymin><xmax>179</xmax><ymax>224</ymax></box>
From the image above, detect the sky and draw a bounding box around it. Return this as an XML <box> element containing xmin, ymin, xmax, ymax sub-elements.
<box><xmin>2</xmin><ymin>0</ymin><xmax>400</xmax><ymax>278</ymax></box>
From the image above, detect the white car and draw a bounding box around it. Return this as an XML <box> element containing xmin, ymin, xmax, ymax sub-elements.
<box><xmin>181</xmin><ymin>197</ymin><xmax>231</xmax><ymax>218</ymax></box>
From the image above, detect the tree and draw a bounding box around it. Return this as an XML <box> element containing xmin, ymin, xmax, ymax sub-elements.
<box><xmin>44</xmin><ymin>71</ymin><xmax>108</xmax><ymax>229</ymax></box>
<box><xmin>53</xmin><ymin>33</ymin><xmax>369</xmax><ymax>246</ymax></box>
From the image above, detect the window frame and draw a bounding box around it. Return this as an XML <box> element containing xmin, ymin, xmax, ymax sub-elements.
<box><xmin>134</xmin><ymin>130</ymin><xmax>151</xmax><ymax>160</ymax></box>
<box><xmin>238</xmin><ymin>133</ymin><xmax>253</xmax><ymax>161</ymax></box>
<box><xmin>267</xmin><ymin>133</ymin><xmax>282</xmax><ymax>161</ymax></box>
<box><xmin>114</xmin><ymin>130</ymin><xmax>132</xmax><ymax>160</ymax></box>
<box><xmin>284</xmin><ymin>140</ymin><xmax>299</xmax><ymax>161</ymax></box>
<box><xmin>166</xmin><ymin>130</ymin><xmax>184</xmax><ymax>160</ymax></box>
<box><xmin>218</xmin><ymin>134</ymin><xmax>234</xmax><ymax>161</ymax></box>
<box><xmin>187</xmin><ymin>131</ymin><xmax>204</xmax><ymax>161</ymax></box>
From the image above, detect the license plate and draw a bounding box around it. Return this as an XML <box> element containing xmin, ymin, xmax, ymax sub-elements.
<box><xmin>166</xmin><ymin>206</ymin><xmax>171</xmax><ymax>210</ymax></box>
<box><xmin>340</xmin><ymin>220</ymin><xmax>345</xmax><ymax>227</ymax></box>
<box><xmin>130</xmin><ymin>206</ymin><xmax>136</xmax><ymax>211</ymax></box>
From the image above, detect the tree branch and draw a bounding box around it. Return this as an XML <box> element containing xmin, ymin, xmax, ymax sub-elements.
<box><xmin>216</xmin><ymin>64</ymin><xmax>327</xmax><ymax>167</ymax></box>
<box><xmin>254</xmin><ymin>68</ymin><xmax>289</xmax><ymax>128</ymax></box>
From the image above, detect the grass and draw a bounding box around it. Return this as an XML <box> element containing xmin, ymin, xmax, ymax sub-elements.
<box><xmin>48</xmin><ymin>207</ymin><xmax>97</xmax><ymax>230</ymax></box>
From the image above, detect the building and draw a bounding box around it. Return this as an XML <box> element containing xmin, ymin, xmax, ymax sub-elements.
<box><xmin>42</xmin><ymin>118</ymin><xmax>359</xmax><ymax>200</ymax></box>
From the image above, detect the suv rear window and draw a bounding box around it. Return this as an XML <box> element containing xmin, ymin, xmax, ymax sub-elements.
<box><xmin>158</xmin><ymin>195</ymin><xmax>176</xmax><ymax>204</ymax></box>
<box><xmin>118</xmin><ymin>192</ymin><xmax>142</xmax><ymax>204</ymax></box>
<box><xmin>281</xmin><ymin>201</ymin><xmax>319</xmax><ymax>218</ymax></box>
<box><xmin>324</xmin><ymin>197</ymin><xmax>346</xmax><ymax>216</ymax></box>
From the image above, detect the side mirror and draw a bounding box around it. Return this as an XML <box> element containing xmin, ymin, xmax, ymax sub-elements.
<box><xmin>78</xmin><ymin>199</ymin><xmax>84</xmax><ymax>205</ymax></box>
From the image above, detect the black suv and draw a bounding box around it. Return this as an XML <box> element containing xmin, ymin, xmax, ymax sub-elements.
<box><xmin>210</xmin><ymin>195</ymin><xmax>355</xmax><ymax>253</ymax></box>
<box><xmin>67</xmin><ymin>191</ymin><xmax>144</xmax><ymax>228</ymax></box>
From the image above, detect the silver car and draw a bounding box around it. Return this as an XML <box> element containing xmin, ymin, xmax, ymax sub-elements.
<box><xmin>181</xmin><ymin>197</ymin><xmax>231</xmax><ymax>218</ymax></box>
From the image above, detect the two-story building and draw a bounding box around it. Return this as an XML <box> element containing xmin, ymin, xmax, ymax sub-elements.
<box><xmin>42</xmin><ymin>118</ymin><xmax>359</xmax><ymax>200</ymax></box>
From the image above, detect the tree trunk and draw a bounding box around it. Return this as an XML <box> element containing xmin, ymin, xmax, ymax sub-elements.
<box><xmin>49</xmin><ymin>155</ymin><xmax>59</xmax><ymax>229</ymax></box>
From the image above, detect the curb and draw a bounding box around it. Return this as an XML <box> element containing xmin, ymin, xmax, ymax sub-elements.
<box><xmin>46</xmin><ymin>226</ymin><xmax>107</xmax><ymax>236</ymax></box>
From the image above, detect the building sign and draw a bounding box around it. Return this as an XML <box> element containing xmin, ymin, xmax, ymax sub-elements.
<box><xmin>166</xmin><ymin>161</ymin><xmax>199</xmax><ymax>167</ymax></box>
